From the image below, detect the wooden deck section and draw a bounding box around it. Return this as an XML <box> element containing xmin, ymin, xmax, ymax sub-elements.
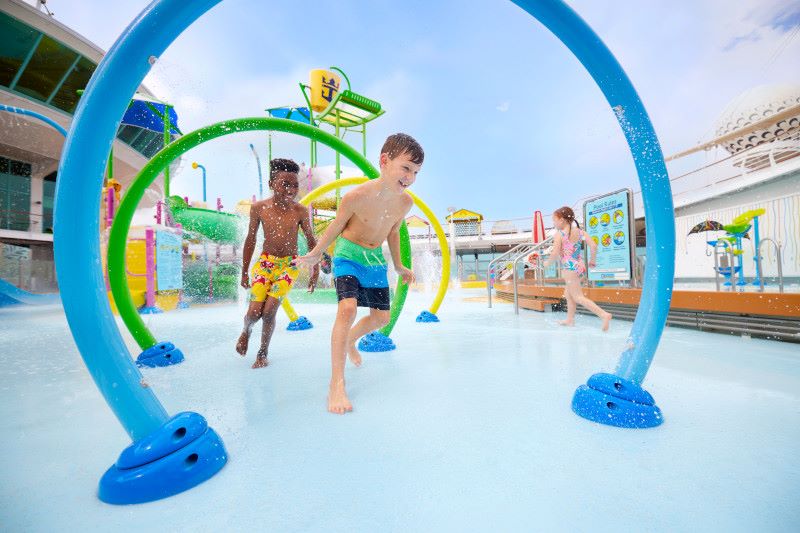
<box><xmin>494</xmin><ymin>281</ymin><xmax>800</xmax><ymax>317</ymax></box>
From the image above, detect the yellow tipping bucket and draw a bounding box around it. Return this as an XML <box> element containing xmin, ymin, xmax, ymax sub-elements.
<box><xmin>309</xmin><ymin>69</ymin><xmax>341</xmax><ymax>112</ymax></box>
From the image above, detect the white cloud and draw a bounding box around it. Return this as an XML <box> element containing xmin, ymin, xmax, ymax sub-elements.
<box><xmin>496</xmin><ymin>101</ymin><xmax>510</xmax><ymax>112</ymax></box>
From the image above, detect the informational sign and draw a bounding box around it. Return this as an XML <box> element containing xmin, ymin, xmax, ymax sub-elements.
<box><xmin>583</xmin><ymin>189</ymin><xmax>634</xmax><ymax>281</ymax></box>
<box><xmin>156</xmin><ymin>230</ymin><xmax>183</xmax><ymax>290</ymax></box>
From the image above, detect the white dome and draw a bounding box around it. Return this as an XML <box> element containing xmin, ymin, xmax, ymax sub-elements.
<box><xmin>714</xmin><ymin>84</ymin><xmax>800</xmax><ymax>154</ymax></box>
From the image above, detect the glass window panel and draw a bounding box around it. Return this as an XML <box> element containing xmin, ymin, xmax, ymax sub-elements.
<box><xmin>0</xmin><ymin>173</ymin><xmax>31</xmax><ymax>231</ymax></box>
<box><xmin>116</xmin><ymin>125</ymin><xmax>142</xmax><ymax>145</ymax></box>
<box><xmin>131</xmin><ymin>130</ymin><xmax>157</xmax><ymax>153</ymax></box>
<box><xmin>42</xmin><ymin>180</ymin><xmax>55</xmax><ymax>232</ymax></box>
<box><xmin>15</xmin><ymin>35</ymin><xmax>78</xmax><ymax>102</ymax></box>
<box><xmin>141</xmin><ymin>134</ymin><xmax>164</xmax><ymax>158</ymax></box>
<box><xmin>0</xmin><ymin>13</ymin><xmax>40</xmax><ymax>87</ymax></box>
<box><xmin>50</xmin><ymin>56</ymin><xmax>95</xmax><ymax>113</ymax></box>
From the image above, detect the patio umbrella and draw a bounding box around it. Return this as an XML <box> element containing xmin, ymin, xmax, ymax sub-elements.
<box><xmin>687</xmin><ymin>220</ymin><xmax>725</xmax><ymax>235</ymax></box>
<box><xmin>532</xmin><ymin>210</ymin><xmax>545</xmax><ymax>243</ymax></box>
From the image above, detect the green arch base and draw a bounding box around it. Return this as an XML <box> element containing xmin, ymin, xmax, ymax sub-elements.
<box><xmin>108</xmin><ymin>117</ymin><xmax>412</xmax><ymax>349</ymax></box>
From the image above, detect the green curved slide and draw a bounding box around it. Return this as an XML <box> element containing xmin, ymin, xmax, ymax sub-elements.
<box><xmin>166</xmin><ymin>196</ymin><xmax>242</xmax><ymax>244</ymax></box>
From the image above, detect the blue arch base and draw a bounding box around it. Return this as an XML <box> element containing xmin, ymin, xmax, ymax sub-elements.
<box><xmin>287</xmin><ymin>316</ymin><xmax>313</xmax><ymax>331</ymax></box>
<box><xmin>136</xmin><ymin>341</ymin><xmax>185</xmax><ymax>368</ymax></box>
<box><xmin>571</xmin><ymin>373</ymin><xmax>662</xmax><ymax>428</ymax></box>
<box><xmin>99</xmin><ymin>412</ymin><xmax>227</xmax><ymax>504</ymax></box>
<box><xmin>359</xmin><ymin>331</ymin><xmax>396</xmax><ymax>352</ymax></box>
<box><xmin>416</xmin><ymin>311</ymin><xmax>440</xmax><ymax>323</ymax></box>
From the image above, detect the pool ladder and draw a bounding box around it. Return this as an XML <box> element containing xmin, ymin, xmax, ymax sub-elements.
<box><xmin>756</xmin><ymin>238</ymin><xmax>784</xmax><ymax>293</ymax></box>
<box><xmin>487</xmin><ymin>237</ymin><xmax>554</xmax><ymax>314</ymax></box>
<box><xmin>714</xmin><ymin>239</ymin><xmax>784</xmax><ymax>293</ymax></box>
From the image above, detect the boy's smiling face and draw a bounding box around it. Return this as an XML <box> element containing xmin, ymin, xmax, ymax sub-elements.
<box><xmin>270</xmin><ymin>171</ymin><xmax>299</xmax><ymax>201</ymax></box>
<box><xmin>380</xmin><ymin>151</ymin><xmax>421</xmax><ymax>193</ymax></box>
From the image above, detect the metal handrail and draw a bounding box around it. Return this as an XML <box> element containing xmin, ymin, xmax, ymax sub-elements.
<box><xmin>634</xmin><ymin>255</ymin><xmax>645</xmax><ymax>288</ymax></box>
<box><xmin>757</xmin><ymin>238</ymin><xmax>784</xmax><ymax>293</ymax></box>
<box><xmin>487</xmin><ymin>242</ymin><xmax>533</xmax><ymax>308</ymax></box>
<box><xmin>512</xmin><ymin>237</ymin><xmax>554</xmax><ymax>314</ymax></box>
<box><xmin>512</xmin><ymin>245</ymin><xmax>535</xmax><ymax>314</ymax></box>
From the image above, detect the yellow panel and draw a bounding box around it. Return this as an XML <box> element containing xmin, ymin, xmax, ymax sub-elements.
<box><xmin>446</xmin><ymin>208</ymin><xmax>483</xmax><ymax>222</ymax></box>
<box><xmin>126</xmin><ymin>239</ymin><xmax>147</xmax><ymax>292</ymax></box>
<box><xmin>155</xmin><ymin>291</ymin><xmax>180</xmax><ymax>311</ymax></box>
<box><xmin>108</xmin><ymin>289</ymin><xmax>145</xmax><ymax>315</ymax></box>
<box><xmin>309</xmin><ymin>69</ymin><xmax>341</xmax><ymax>113</ymax></box>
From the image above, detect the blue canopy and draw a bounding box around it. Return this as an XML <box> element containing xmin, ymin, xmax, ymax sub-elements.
<box><xmin>267</xmin><ymin>107</ymin><xmax>311</xmax><ymax>125</ymax></box>
<box><xmin>121</xmin><ymin>100</ymin><xmax>181</xmax><ymax>134</ymax></box>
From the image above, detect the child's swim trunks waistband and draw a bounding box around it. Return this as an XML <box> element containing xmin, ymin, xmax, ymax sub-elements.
<box><xmin>333</xmin><ymin>236</ymin><xmax>386</xmax><ymax>267</ymax></box>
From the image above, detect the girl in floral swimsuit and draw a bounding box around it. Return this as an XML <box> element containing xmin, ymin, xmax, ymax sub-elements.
<box><xmin>544</xmin><ymin>206</ymin><xmax>612</xmax><ymax>331</ymax></box>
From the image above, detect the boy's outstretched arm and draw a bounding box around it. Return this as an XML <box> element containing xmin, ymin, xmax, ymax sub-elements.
<box><xmin>297</xmin><ymin>194</ymin><xmax>355</xmax><ymax>266</ymax></box>
<box><xmin>298</xmin><ymin>206</ymin><xmax>320</xmax><ymax>292</ymax></box>
<box><xmin>388</xmin><ymin>219</ymin><xmax>415</xmax><ymax>285</ymax></box>
<box><xmin>241</xmin><ymin>205</ymin><xmax>260</xmax><ymax>288</ymax></box>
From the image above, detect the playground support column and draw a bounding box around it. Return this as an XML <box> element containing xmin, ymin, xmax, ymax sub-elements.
<box><xmin>335</xmin><ymin>116</ymin><xmax>341</xmax><ymax>207</ymax></box>
<box><xmin>163</xmin><ymin>104</ymin><xmax>172</xmax><ymax>197</ymax></box>
<box><xmin>139</xmin><ymin>228</ymin><xmax>162</xmax><ymax>314</ymax></box>
<box><xmin>268</xmin><ymin>132</ymin><xmax>272</xmax><ymax>197</ymax></box>
<box><xmin>752</xmin><ymin>215</ymin><xmax>761</xmax><ymax>286</ymax></box>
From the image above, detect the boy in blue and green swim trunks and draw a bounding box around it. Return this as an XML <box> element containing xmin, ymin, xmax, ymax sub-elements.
<box><xmin>300</xmin><ymin>133</ymin><xmax>423</xmax><ymax>415</ymax></box>
<box><xmin>332</xmin><ymin>236</ymin><xmax>391</xmax><ymax>311</ymax></box>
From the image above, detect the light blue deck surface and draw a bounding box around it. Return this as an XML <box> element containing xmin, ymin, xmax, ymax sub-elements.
<box><xmin>1</xmin><ymin>290</ymin><xmax>798</xmax><ymax>531</ymax></box>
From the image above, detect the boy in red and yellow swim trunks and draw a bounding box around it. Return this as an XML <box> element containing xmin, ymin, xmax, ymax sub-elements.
<box><xmin>236</xmin><ymin>159</ymin><xmax>319</xmax><ymax>368</ymax></box>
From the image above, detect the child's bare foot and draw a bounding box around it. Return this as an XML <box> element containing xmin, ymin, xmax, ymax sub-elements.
<box><xmin>236</xmin><ymin>332</ymin><xmax>249</xmax><ymax>356</ymax></box>
<box><xmin>328</xmin><ymin>379</ymin><xmax>353</xmax><ymax>414</ymax></box>
<box><xmin>601</xmin><ymin>312</ymin><xmax>612</xmax><ymax>332</ymax></box>
<box><xmin>346</xmin><ymin>342</ymin><xmax>362</xmax><ymax>367</ymax></box>
<box><xmin>252</xmin><ymin>349</ymin><xmax>269</xmax><ymax>369</ymax></box>
<box><xmin>558</xmin><ymin>319</ymin><xmax>575</xmax><ymax>326</ymax></box>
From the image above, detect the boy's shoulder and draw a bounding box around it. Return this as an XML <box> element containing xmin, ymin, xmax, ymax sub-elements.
<box><xmin>341</xmin><ymin>183</ymin><xmax>371</xmax><ymax>204</ymax></box>
<box><xmin>250</xmin><ymin>198</ymin><xmax>271</xmax><ymax>211</ymax></box>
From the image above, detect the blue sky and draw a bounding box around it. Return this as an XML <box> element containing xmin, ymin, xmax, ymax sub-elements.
<box><xmin>49</xmin><ymin>0</ymin><xmax>800</xmax><ymax>223</ymax></box>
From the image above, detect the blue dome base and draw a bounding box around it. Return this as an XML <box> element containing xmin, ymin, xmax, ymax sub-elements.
<box><xmin>358</xmin><ymin>331</ymin><xmax>396</xmax><ymax>352</ymax></box>
<box><xmin>136</xmin><ymin>341</ymin><xmax>184</xmax><ymax>368</ymax></box>
<box><xmin>287</xmin><ymin>316</ymin><xmax>313</xmax><ymax>331</ymax></box>
<box><xmin>572</xmin><ymin>373</ymin><xmax>662</xmax><ymax>428</ymax></box>
<box><xmin>416</xmin><ymin>310</ymin><xmax>440</xmax><ymax>323</ymax></box>
<box><xmin>139</xmin><ymin>305</ymin><xmax>163</xmax><ymax>315</ymax></box>
<box><xmin>99</xmin><ymin>412</ymin><xmax>227</xmax><ymax>505</ymax></box>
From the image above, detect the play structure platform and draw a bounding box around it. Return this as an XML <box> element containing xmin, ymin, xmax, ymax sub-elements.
<box><xmin>494</xmin><ymin>280</ymin><xmax>800</xmax><ymax>342</ymax></box>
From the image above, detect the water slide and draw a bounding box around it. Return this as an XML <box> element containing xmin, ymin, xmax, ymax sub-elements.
<box><xmin>166</xmin><ymin>195</ymin><xmax>242</xmax><ymax>244</ymax></box>
<box><xmin>0</xmin><ymin>278</ymin><xmax>60</xmax><ymax>307</ymax></box>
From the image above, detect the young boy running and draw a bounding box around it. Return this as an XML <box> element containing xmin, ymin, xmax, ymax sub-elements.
<box><xmin>299</xmin><ymin>133</ymin><xmax>422</xmax><ymax>414</ymax></box>
<box><xmin>237</xmin><ymin>158</ymin><xmax>319</xmax><ymax>368</ymax></box>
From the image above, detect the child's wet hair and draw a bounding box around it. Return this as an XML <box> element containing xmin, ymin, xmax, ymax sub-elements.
<box><xmin>269</xmin><ymin>158</ymin><xmax>300</xmax><ymax>183</ymax></box>
<box><xmin>380</xmin><ymin>133</ymin><xmax>424</xmax><ymax>165</ymax></box>
<box><xmin>554</xmin><ymin>206</ymin><xmax>581</xmax><ymax>229</ymax></box>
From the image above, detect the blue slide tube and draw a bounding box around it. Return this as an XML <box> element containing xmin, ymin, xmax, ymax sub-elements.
<box><xmin>0</xmin><ymin>104</ymin><xmax>68</xmax><ymax>137</ymax></box>
<box><xmin>53</xmin><ymin>0</ymin><xmax>223</xmax><ymax>441</ymax></box>
<box><xmin>512</xmin><ymin>0</ymin><xmax>675</xmax><ymax>386</ymax></box>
